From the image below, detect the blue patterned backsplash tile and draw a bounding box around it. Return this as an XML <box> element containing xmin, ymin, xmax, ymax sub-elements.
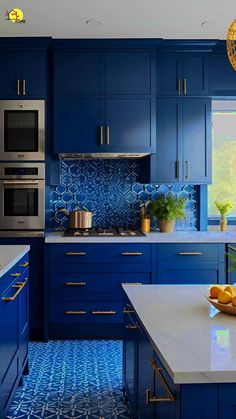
<box><xmin>50</xmin><ymin>159</ymin><xmax>198</xmax><ymax>230</ymax></box>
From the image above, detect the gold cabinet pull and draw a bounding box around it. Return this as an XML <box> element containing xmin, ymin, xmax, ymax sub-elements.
<box><xmin>121</xmin><ymin>252</ymin><xmax>143</xmax><ymax>256</ymax></box>
<box><xmin>17</xmin><ymin>79</ymin><xmax>20</xmax><ymax>95</ymax></box>
<box><xmin>23</xmin><ymin>79</ymin><xmax>26</xmax><ymax>95</ymax></box>
<box><xmin>185</xmin><ymin>160</ymin><xmax>189</xmax><ymax>180</ymax></box>
<box><xmin>176</xmin><ymin>160</ymin><xmax>180</xmax><ymax>179</ymax></box>
<box><xmin>183</xmin><ymin>78</ymin><xmax>187</xmax><ymax>95</ymax></box>
<box><xmin>106</xmin><ymin>126</ymin><xmax>110</xmax><ymax>145</ymax></box>
<box><xmin>146</xmin><ymin>360</ymin><xmax>175</xmax><ymax>404</ymax></box>
<box><xmin>10</xmin><ymin>272</ymin><xmax>21</xmax><ymax>277</ymax></box>
<box><xmin>65</xmin><ymin>310</ymin><xmax>86</xmax><ymax>315</ymax></box>
<box><xmin>125</xmin><ymin>324</ymin><xmax>138</xmax><ymax>329</ymax></box>
<box><xmin>123</xmin><ymin>308</ymin><xmax>135</xmax><ymax>314</ymax></box>
<box><xmin>19</xmin><ymin>262</ymin><xmax>29</xmax><ymax>268</ymax></box>
<box><xmin>100</xmin><ymin>126</ymin><xmax>103</xmax><ymax>145</ymax></box>
<box><xmin>178</xmin><ymin>252</ymin><xmax>203</xmax><ymax>256</ymax></box>
<box><xmin>177</xmin><ymin>79</ymin><xmax>181</xmax><ymax>96</ymax></box>
<box><xmin>2</xmin><ymin>280</ymin><xmax>27</xmax><ymax>302</ymax></box>
<box><xmin>65</xmin><ymin>282</ymin><xmax>86</xmax><ymax>286</ymax></box>
<box><xmin>91</xmin><ymin>311</ymin><xmax>116</xmax><ymax>315</ymax></box>
<box><xmin>65</xmin><ymin>252</ymin><xmax>86</xmax><ymax>256</ymax></box>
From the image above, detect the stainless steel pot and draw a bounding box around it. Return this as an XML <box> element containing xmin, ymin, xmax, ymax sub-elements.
<box><xmin>60</xmin><ymin>208</ymin><xmax>93</xmax><ymax>229</ymax></box>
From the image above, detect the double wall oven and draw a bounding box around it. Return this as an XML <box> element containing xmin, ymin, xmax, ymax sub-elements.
<box><xmin>0</xmin><ymin>100</ymin><xmax>45</xmax><ymax>161</ymax></box>
<box><xmin>0</xmin><ymin>163</ymin><xmax>45</xmax><ymax>230</ymax></box>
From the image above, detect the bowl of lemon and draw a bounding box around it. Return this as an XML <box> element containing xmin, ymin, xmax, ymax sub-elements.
<box><xmin>206</xmin><ymin>285</ymin><xmax>236</xmax><ymax>315</ymax></box>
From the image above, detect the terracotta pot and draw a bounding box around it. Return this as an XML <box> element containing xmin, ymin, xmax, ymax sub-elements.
<box><xmin>220</xmin><ymin>218</ymin><xmax>227</xmax><ymax>232</ymax></box>
<box><xmin>158</xmin><ymin>220</ymin><xmax>175</xmax><ymax>233</ymax></box>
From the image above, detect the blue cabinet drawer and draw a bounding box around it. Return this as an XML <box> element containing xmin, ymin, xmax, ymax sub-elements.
<box><xmin>0</xmin><ymin>254</ymin><xmax>29</xmax><ymax>296</ymax></box>
<box><xmin>157</xmin><ymin>244</ymin><xmax>223</xmax><ymax>263</ymax></box>
<box><xmin>157</xmin><ymin>264</ymin><xmax>222</xmax><ymax>285</ymax></box>
<box><xmin>51</xmin><ymin>296</ymin><xmax>124</xmax><ymax>323</ymax></box>
<box><xmin>51</xmin><ymin>270</ymin><xmax>150</xmax><ymax>295</ymax></box>
<box><xmin>51</xmin><ymin>244</ymin><xmax>151</xmax><ymax>264</ymax></box>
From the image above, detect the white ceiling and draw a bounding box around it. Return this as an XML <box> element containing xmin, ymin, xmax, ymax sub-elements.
<box><xmin>0</xmin><ymin>0</ymin><xmax>235</xmax><ymax>39</ymax></box>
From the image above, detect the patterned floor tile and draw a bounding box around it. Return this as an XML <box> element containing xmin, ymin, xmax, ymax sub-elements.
<box><xmin>7</xmin><ymin>340</ymin><xmax>131</xmax><ymax>419</ymax></box>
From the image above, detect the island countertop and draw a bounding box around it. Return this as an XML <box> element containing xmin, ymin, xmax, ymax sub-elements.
<box><xmin>0</xmin><ymin>245</ymin><xmax>30</xmax><ymax>277</ymax></box>
<box><xmin>45</xmin><ymin>230</ymin><xmax>236</xmax><ymax>243</ymax></box>
<box><xmin>122</xmin><ymin>284</ymin><xmax>236</xmax><ymax>384</ymax></box>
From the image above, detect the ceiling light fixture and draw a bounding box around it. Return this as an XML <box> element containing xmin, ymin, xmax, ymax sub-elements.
<box><xmin>86</xmin><ymin>19</ymin><xmax>103</xmax><ymax>27</ymax></box>
<box><xmin>227</xmin><ymin>19</ymin><xmax>236</xmax><ymax>71</ymax></box>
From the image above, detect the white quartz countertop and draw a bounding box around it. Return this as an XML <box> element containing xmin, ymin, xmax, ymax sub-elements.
<box><xmin>45</xmin><ymin>230</ymin><xmax>236</xmax><ymax>243</ymax></box>
<box><xmin>123</xmin><ymin>284</ymin><xmax>236</xmax><ymax>384</ymax></box>
<box><xmin>0</xmin><ymin>245</ymin><xmax>30</xmax><ymax>277</ymax></box>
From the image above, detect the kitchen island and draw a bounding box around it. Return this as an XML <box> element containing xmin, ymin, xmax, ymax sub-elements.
<box><xmin>123</xmin><ymin>284</ymin><xmax>236</xmax><ymax>419</ymax></box>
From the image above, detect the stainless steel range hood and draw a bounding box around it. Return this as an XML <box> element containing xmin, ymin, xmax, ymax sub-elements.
<box><xmin>59</xmin><ymin>153</ymin><xmax>150</xmax><ymax>160</ymax></box>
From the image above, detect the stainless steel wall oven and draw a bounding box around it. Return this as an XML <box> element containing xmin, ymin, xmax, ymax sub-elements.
<box><xmin>0</xmin><ymin>100</ymin><xmax>45</xmax><ymax>161</ymax></box>
<box><xmin>0</xmin><ymin>163</ymin><xmax>45</xmax><ymax>230</ymax></box>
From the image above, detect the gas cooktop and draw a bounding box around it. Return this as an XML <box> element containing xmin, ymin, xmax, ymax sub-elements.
<box><xmin>63</xmin><ymin>228</ymin><xmax>145</xmax><ymax>237</ymax></box>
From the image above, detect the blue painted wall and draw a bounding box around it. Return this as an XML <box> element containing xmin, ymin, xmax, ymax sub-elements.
<box><xmin>50</xmin><ymin>159</ymin><xmax>198</xmax><ymax>230</ymax></box>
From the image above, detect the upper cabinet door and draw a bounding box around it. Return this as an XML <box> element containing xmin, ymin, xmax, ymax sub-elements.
<box><xmin>157</xmin><ymin>52</ymin><xmax>209</xmax><ymax>97</ymax></box>
<box><xmin>105</xmin><ymin>98</ymin><xmax>155</xmax><ymax>153</ymax></box>
<box><xmin>182</xmin><ymin>53</ymin><xmax>209</xmax><ymax>96</ymax></box>
<box><xmin>54</xmin><ymin>98</ymin><xmax>105</xmax><ymax>153</ymax></box>
<box><xmin>0</xmin><ymin>52</ymin><xmax>18</xmax><ymax>97</ymax></box>
<box><xmin>106</xmin><ymin>52</ymin><xmax>153</xmax><ymax>95</ymax></box>
<box><xmin>18</xmin><ymin>51</ymin><xmax>47</xmax><ymax>98</ymax></box>
<box><xmin>156</xmin><ymin>53</ymin><xmax>181</xmax><ymax>96</ymax></box>
<box><xmin>54</xmin><ymin>52</ymin><xmax>103</xmax><ymax>95</ymax></box>
<box><xmin>210</xmin><ymin>53</ymin><xmax>236</xmax><ymax>96</ymax></box>
<box><xmin>182</xmin><ymin>99</ymin><xmax>212</xmax><ymax>184</ymax></box>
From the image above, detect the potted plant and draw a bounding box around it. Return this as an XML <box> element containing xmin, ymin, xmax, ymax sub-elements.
<box><xmin>150</xmin><ymin>194</ymin><xmax>186</xmax><ymax>233</ymax></box>
<box><xmin>215</xmin><ymin>200</ymin><xmax>233</xmax><ymax>231</ymax></box>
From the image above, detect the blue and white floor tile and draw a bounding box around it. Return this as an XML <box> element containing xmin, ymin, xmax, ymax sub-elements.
<box><xmin>7</xmin><ymin>340</ymin><xmax>132</xmax><ymax>419</ymax></box>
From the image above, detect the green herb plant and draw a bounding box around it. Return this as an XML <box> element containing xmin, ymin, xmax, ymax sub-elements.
<box><xmin>150</xmin><ymin>195</ymin><xmax>186</xmax><ymax>222</ymax></box>
<box><xmin>215</xmin><ymin>200</ymin><xmax>233</xmax><ymax>219</ymax></box>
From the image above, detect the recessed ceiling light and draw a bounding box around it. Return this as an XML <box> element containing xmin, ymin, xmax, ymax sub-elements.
<box><xmin>201</xmin><ymin>20</ymin><xmax>216</xmax><ymax>28</ymax></box>
<box><xmin>86</xmin><ymin>19</ymin><xmax>103</xmax><ymax>27</ymax></box>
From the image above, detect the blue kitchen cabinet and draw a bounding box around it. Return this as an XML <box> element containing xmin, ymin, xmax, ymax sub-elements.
<box><xmin>210</xmin><ymin>53</ymin><xmax>236</xmax><ymax>96</ymax></box>
<box><xmin>140</xmin><ymin>98</ymin><xmax>212</xmax><ymax>184</ymax></box>
<box><xmin>0</xmin><ymin>50</ymin><xmax>47</xmax><ymax>98</ymax></box>
<box><xmin>157</xmin><ymin>52</ymin><xmax>209</xmax><ymax>96</ymax></box>
<box><xmin>156</xmin><ymin>243</ymin><xmax>225</xmax><ymax>285</ymax></box>
<box><xmin>53</xmin><ymin>49</ymin><xmax>156</xmax><ymax>153</ymax></box>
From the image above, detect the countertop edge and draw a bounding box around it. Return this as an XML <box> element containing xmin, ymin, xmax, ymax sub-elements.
<box><xmin>0</xmin><ymin>245</ymin><xmax>30</xmax><ymax>278</ymax></box>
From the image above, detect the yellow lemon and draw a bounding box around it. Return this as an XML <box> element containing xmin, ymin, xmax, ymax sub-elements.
<box><xmin>218</xmin><ymin>291</ymin><xmax>232</xmax><ymax>304</ymax></box>
<box><xmin>224</xmin><ymin>285</ymin><xmax>236</xmax><ymax>298</ymax></box>
<box><xmin>8</xmin><ymin>8</ymin><xmax>24</xmax><ymax>23</ymax></box>
<box><xmin>210</xmin><ymin>285</ymin><xmax>223</xmax><ymax>299</ymax></box>
<box><xmin>232</xmin><ymin>296</ymin><xmax>236</xmax><ymax>307</ymax></box>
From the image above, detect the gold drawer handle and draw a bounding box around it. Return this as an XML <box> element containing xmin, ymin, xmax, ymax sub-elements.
<box><xmin>146</xmin><ymin>360</ymin><xmax>175</xmax><ymax>404</ymax></box>
<box><xmin>121</xmin><ymin>252</ymin><xmax>143</xmax><ymax>256</ymax></box>
<box><xmin>23</xmin><ymin>79</ymin><xmax>26</xmax><ymax>95</ymax></box>
<box><xmin>2</xmin><ymin>280</ymin><xmax>27</xmax><ymax>302</ymax></box>
<box><xmin>177</xmin><ymin>79</ymin><xmax>181</xmax><ymax>96</ymax></box>
<box><xmin>178</xmin><ymin>252</ymin><xmax>203</xmax><ymax>256</ymax></box>
<box><xmin>19</xmin><ymin>262</ymin><xmax>29</xmax><ymax>267</ymax></box>
<box><xmin>65</xmin><ymin>282</ymin><xmax>86</xmax><ymax>286</ymax></box>
<box><xmin>183</xmin><ymin>78</ymin><xmax>187</xmax><ymax>95</ymax></box>
<box><xmin>10</xmin><ymin>272</ymin><xmax>21</xmax><ymax>277</ymax></box>
<box><xmin>17</xmin><ymin>79</ymin><xmax>20</xmax><ymax>95</ymax></box>
<box><xmin>100</xmin><ymin>126</ymin><xmax>103</xmax><ymax>145</ymax></box>
<box><xmin>65</xmin><ymin>252</ymin><xmax>87</xmax><ymax>256</ymax></box>
<box><xmin>125</xmin><ymin>324</ymin><xmax>138</xmax><ymax>329</ymax></box>
<box><xmin>92</xmin><ymin>311</ymin><xmax>116</xmax><ymax>315</ymax></box>
<box><xmin>123</xmin><ymin>308</ymin><xmax>135</xmax><ymax>314</ymax></box>
<box><xmin>122</xmin><ymin>282</ymin><xmax>142</xmax><ymax>285</ymax></box>
<box><xmin>65</xmin><ymin>310</ymin><xmax>86</xmax><ymax>315</ymax></box>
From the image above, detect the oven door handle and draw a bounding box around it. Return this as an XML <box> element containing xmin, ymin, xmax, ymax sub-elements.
<box><xmin>2</xmin><ymin>180</ymin><xmax>39</xmax><ymax>185</ymax></box>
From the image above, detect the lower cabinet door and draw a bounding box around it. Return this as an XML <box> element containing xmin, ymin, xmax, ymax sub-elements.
<box><xmin>137</xmin><ymin>328</ymin><xmax>155</xmax><ymax>419</ymax></box>
<box><xmin>0</xmin><ymin>355</ymin><xmax>18</xmax><ymax>416</ymax></box>
<box><xmin>18</xmin><ymin>275</ymin><xmax>29</xmax><ymax>372</ymax></box>
<box><xmin>0</xmin><ymin>296</ymin><xmax>18</xmax><ymax>384</ymax></box>
<box><xmin>157</xmin><ymin>263</ymin><xmax>222</xmax><ymax>284</ymax></box>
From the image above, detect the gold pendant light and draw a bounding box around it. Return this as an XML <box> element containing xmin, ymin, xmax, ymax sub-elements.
<box><xmin>227</xmin><ymin>19</ymin><xmax>236</xmax><ymax>70</ymax></box>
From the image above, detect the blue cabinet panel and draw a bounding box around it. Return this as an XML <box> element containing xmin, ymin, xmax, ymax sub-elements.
<box><xmin>0</xmin><ymin>52</ymin><xmax>18</xmax><ymax>97</ymax></box>
<box><xmin>157</xmin><ymin>243</ymin><xmax>223</xmax><ymax>263</ymax></box>
<box><xmin>105</xmin><ymin>98</ymin><xmax>155</xmax><ymax>152</ymax></box>
<box><xmin>182</xmin><ymin>99</ymin><xmax>212</xmax><ymax>183</ymax></box>
<box><xmin>181</xmin><ymin>384</ymin><xmax>218</xmax><ymax>419</ymax></box>
<box><xmin>106</xmin><ymin>52</ymin><xmax>153</xmax><ymax>95</ymax></box>
<box><xmin>0</xmin><ymin>355</ymin><xmax>18</xmax><ymax>416</ymax></box>
<box><xmin>210</xmin><ymin>53</ymin><xmax>236</xmax><ymax>96</ymax></box>
<box><xmin>156</xmin><ymin>53</ymin><xmax>180</xmax><ymax>96</ymax></box>
<box><xmin>182</xmin><ymin>53</ymin><xmax>209</xmax><ymax>96</ymax></box>
<box><xmin>54</xmin><ymin>98</ymin><xmax>104</xmax><ymax>153</ymax></box>
<box><xmin>54</xmin><ymin>52</ymin><xmax>103</xmax><ymax>95</ymax></box>
<box><xmin>18</xmin><ymin>272</ymin><xmax>29</xmax><ymax>372</ymax></box>
<box><xmin>157</xmin><ymin>264</ymin><xmax>222</xmax><ymax>285</ymax></box>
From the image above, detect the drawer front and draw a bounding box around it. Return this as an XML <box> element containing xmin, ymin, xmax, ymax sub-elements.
<box><xmin>157</xmin><ymin>243</ymin><xmax>221</xmax><ymax>263</ymax></box>
<box><xmin>51</xmin><ymin>244</ymin><xmax>151</xmax><ymax>264</ymax></box>
<box><xmin>0</xmin><ymin>254</ymin><xmax>29</xmax><ymax>296</ymax></box>
<box><xmin>51</xmin><ymin>271</ymin><xmax>150</xmax><ymax>295</ymax></box>
<box><xmin>51</xmin><ymin>297</ymin><xmax>124</xmax><ymax>323</ymax></box>
<box><xmin>158</xmin><ymin>263</ymin><xmax>220</xmax><ymax>284</ymax></box>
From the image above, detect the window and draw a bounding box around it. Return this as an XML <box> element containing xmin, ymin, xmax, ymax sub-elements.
<box><xmin>208</xmin><ymin>101</ymin><xmax>236</xmax><ymax>219</ymax></box>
